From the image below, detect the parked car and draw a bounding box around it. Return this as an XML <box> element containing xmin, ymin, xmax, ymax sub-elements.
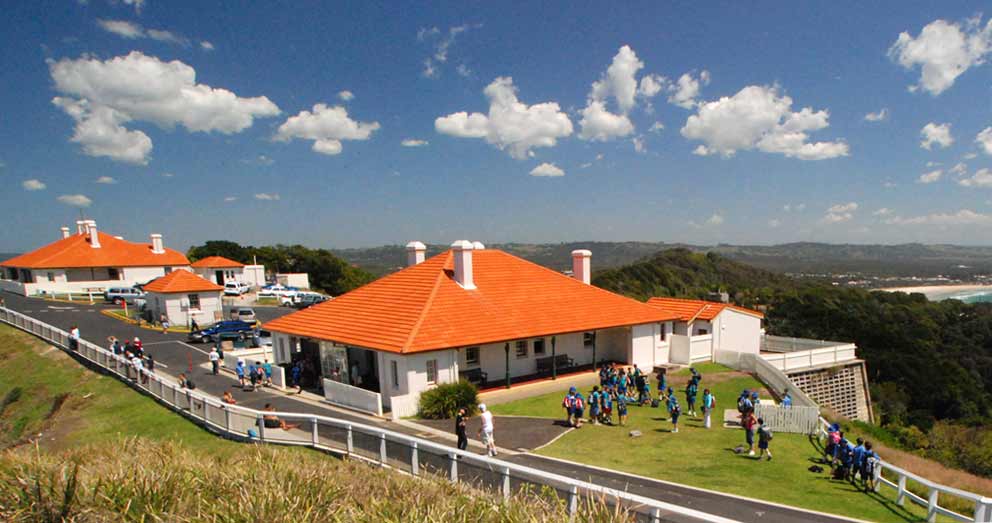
<box><xmin>230</xmin><ymin>307</ymin><xmax>257</xmax><ymax>324</ymax></box>
<box><xmin>223</xmin><ymin>281</ymin><xmax>251</xmax><ymax>296</ymax></box>
<box><xmin>253</xmin><ymin>329</ymin><xmax>273</xmax><ymax>348</ymax></box>
<box><xmin>292</xmin><ymin>294</ymin><xmax>330</xmax><ymax>309</ymax></box>
<box><xmin>104</xmin><ymin>287</ymin><xmax>146</xmax><ymax>305</ymax></box>
<box><xmin>187</xmin><ymin>320</ymin><xmax>255</xmax><ymax>343</ymax></box>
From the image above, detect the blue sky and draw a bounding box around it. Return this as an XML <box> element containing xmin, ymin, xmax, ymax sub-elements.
<box><xmin>3</xmin><ymin>1</ymin><xmax>992</xmax><ymax>251</ymax></box>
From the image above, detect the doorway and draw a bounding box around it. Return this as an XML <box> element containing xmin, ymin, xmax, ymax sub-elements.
<box><xmin>215</xmin><ymin>270</ymin><xmax>225</xmax><ymax>284</ymax></box>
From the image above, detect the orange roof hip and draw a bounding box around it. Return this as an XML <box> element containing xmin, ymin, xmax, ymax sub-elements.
<box><xmin>0</xmin><ymin>231</ymin><xmax>189</xmax><ymax>269</ymax></box>
<box><xmin>645</xmin><ymin>297</ymin><xmax>764</xmax><ymax>320</ymax></box>
<box><xmin>263</xmin><ymin>249</ymin><xmax>680</xmax><ymax>354</ymax></box>
<box><xmin>143</xmin><ymin>270</ymin><xmax>224</xmax><ymax>294</ymax></box>
<box><xmin>190</xmin><ymin>256</ymin><xmax>245</xmax><ymax>268</ymax></box>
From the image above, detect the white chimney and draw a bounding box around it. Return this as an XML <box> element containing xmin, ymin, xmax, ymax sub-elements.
<box><xmin>76</xmin><ymin>220</ymin><xmax>86</xmax><ymax>235</ymax></box>
<box><xmin>150</xmin><ymin>233</ymin><xmax>165</xmax><ymax>254</ymax></box>
<box><xmin>114</xmin><ymin>236</ymin><xmax>123</xmax><ymax>240</ymax></box>
<box><xmin>87</xmin><ymin>220</ymin><xmax>101</xmax><ymax>248</ymax></box>
<box><xmin>450</xmin><ymin>240</ymin><xmax>476</xmax><ymax>290</ymax></box>
<box><xmin>571</xmin><ymin>249</ymin><xmax>592</xmax><ymax>284</ymax></box>
<box><xmin>471</xmin><ymin>241</ymin><xmax>485</xmax><ymax>250</ymax></box>
<box><xmin>60</xmin><ymin>226</ymin><xmax>70</xmax><ymax>239</ymax></box>
<box><xmin>406</xmin><ymin>241</ymin><xmax>426</xmax><ymax>266</ymax></box>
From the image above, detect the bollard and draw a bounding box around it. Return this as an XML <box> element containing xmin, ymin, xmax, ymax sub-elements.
<box><xmin>449</xmin><ymin>453</ymin><xmax>458</xmax><ymax>482</ymax></box>
<box><xmin>502</xmin><ymin>467</ymin><xmax>510</xmax><ymax>500</ymax></box>
<box><xmin>379</xmin><ymin>433</ymin><xmax>387</xmax><ymax>467</ymax></box>
<box><xmin>346</xmin><ymin>425</ymin><xmax>354</xmax><ymax>455</ymax></box>
<box><xmin>256</xmin><ymin>413</ymin><xmax>266</xmax><ymax>441</ymax></box>
<box><xmin>411</xmin><ymin>442</ymin><xmax>419</xmax><ymax>476</ymax></box>
<box><xmin>567</xmin><ymin>485</ymin><xmax>578</xmax><ymax>519</ymax></box>
<box><xmin>651</xmin><ymin>507</ymin><xmax>662</xmax><ymax>523</ymax></box>
<box><xmin>311</xmin><ymin>418</ymin><xmax>319</xmax><ymax>446</ymax></box>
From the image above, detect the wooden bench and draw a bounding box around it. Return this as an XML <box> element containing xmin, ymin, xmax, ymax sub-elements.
<box><xmin>459</xmin><ymin>368</ymin><xmax>488</xmax><ymax>387</ymax></box>
<box><xmin>536</xmin><ymin>354</ymin><xmax>574</xmax><ymax>375</ymax></box>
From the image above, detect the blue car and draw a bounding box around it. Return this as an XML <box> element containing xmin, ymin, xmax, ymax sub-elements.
<box><xmin>187</xmin><ymin>320</ymin><xmax>255</xmax><ymax>343</ymax></box>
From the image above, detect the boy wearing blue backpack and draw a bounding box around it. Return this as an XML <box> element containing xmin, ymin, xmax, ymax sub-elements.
<box><xmin>562</xmin><ymin>387</ymin><xmax>577</xmax><ymax>427</ymax></box>
<box><xmin>861</xmin><ymin>441</ymin><xmax>879</xmax><ymax>492</ymax></box>
<box><xmin>667</xmin><ymin>392</ymin><xmax>681</xmax><ymax>433</ymax></box>
<box><xmin>616</xmin><ymin>389</ymin><xmax>628</xmax><ymax>426</ymax></box>
<box><xmin>685</xmin><ymin>380</ymin><xmax>698</xmax><ymax>417</ymax></box>
<box><xmin>589</xmin><ymin>386</ymin><xmax>601</xmax><ymax>424</ymax></box>
<box><xmin>850</xmin><ymin>438</ymin><xmax>866</xmax><ymax>483</ymax></box>
<box><xmin>602</xmin><ymin>386</ymin><xmax>614</xmax><ymax>425</ymax></box>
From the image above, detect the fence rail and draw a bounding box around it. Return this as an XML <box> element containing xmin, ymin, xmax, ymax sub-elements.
<box><xmin>761</xmin><ymin>335</ymin><xmax>851</xmax><ymax>352</ymax></box>
<box><xmin>0</xmin><ymin>306</ymin><xmax>735</xmax><ymax>523</ymax></box>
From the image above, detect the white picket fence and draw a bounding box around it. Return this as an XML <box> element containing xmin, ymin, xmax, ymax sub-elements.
<box><xmin>0</xmin><ymin>306</ymin><xmax>736</xmax><ymax>523</ymax></box>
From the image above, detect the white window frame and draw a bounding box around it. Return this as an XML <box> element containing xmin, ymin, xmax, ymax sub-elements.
<box><xmin>515</xmin><ymin>340</ymin><xmax>528</xmax><ymax>359</ymax></box>
<box><xmin>426</xmin><ymin>359</ymin><xmax>438</xmax><ymax>385</ymax></box>
<box><xmin>464</xmin><ymin>347</ymin><xmax>480</xmax><ymax>366</ymax></box>
<box><xmin>187</xmin><ymin>293</ymin><xmax>201</xmax><ymax>310</ymax></box>
<box><xmin>583</xmin><ymin>332</ymin><xmax>594</xmax><ymax>348</ymax></box>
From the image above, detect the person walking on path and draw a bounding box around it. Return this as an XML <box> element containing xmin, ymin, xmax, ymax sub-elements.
<box><xmin>262</xmin><ymin>359</ymin><xmax>273</xmax><ymax>387</ymax></box>
<box><xmin>743</xmin><ymin>411</ymin><xmax>758</xmax><ymax>456</ymax></box>
<box><xmin>291</xmin><ymin>361</ymin><xmax>303</xmax><ymax>394</ymax></box>
<box><xmin>478</xmin><ymin>403</ymin><xmax>497</xmax><ymax>456</ymax></box>
<box><xmin>131</xmin><ymin>353</ymin><xmax>144</xmax><ymax>383</ymax></box>
<box><xmin>191</xmin><ymin>318</ymin><xmax>199</xmax><ymax>333</ymax></box>
<box><xmin>562</xmin><ymin>387</ymin><xmax>576</xmax><ymax>427</ymax></box>
<box><xmin>756</xmin><ymin>418</ymin><xmax>773</xmax><ymax>460</ymax></box>
<box><xmin>701</xmin><ymin>388</ymin><xmax>716</xmax><ymax>429</ymax></box>
<box><xmin>209</xmin><ymin>348</ymin><xmax>220</xmax><ymax>375</ymax></box>
<box><xmin>160</xmin><ymin>313</ymin><xmax>170</xmax><ymax>334</ymax></box>
<box><xmin>69</xmin><ymin>324</ymin><xmax>80</xmax><ymax>351</ymax></box>
<box><xmin>861</xmin><ymin>442</ymin><xmax>879</xmax><ymax>492</ymax></box>
<box><xmin>455</xmin><ymin>407</ymin><xmax>468</xmax><ymax>450</ymax></box>
<box><xmin>235</xmin><ymin>360</ymin><xmax>246</xmax><ymax>387</ymax></box>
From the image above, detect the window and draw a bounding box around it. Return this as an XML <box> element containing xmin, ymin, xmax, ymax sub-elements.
<box><xmin>108</xmin><ymin>268</ymin><xmax>119</xmax><ymax>280</ymax></box>
<box><xmin>426</xmin><ymin>359</ymin><xmax>437</xmax><ymax>385</ymax></box>
<box><xmin>659</xmin><ymin>324</ymin><xmax>667</xmax><ymax>341</ymax></box>
<box><xmin>187</xmin><ymin>293</ymin><xmax>200</xmax><ymax>309</ymax></box>
<box><xmin>278</xmin><ymin>338</ymin><xmax>286</xmax><ymax>362</ymax></box>
<box><xmin>164</xmin><ymin>267</ymin><xmax>173</xmax><ymax>274</ymax></box>
<box><xmin>465</xmin><ymin>347</ymin><xmax>480</xmax><ymax>366</ymax></box>
<box><xmin>47</xmin><ymin>272</ymin><xmax>55</xmax><ymax>282</ymax></box>
<box><xmin>583</xmin><ymin>332</ymin><xmax>594</xmax><ymax>348</ymax></box>
<box><xmin>696</xmin><ymin>328</ymin><xmax>709</xmax><ymax>335</ymax></box>
<box><xmin>533</xmin><ymin>338</ymin><xmax>546</xmax><ymax>354</ymax></box>
<box><xmin>391</xmin><ymin>360</ymin><xmax>399</xmax><ymax>389</ymax></box>
<box><xmin>515</xmin><ymin>340</ymin><xmax>528</xmax><ymax>358</ymax></box>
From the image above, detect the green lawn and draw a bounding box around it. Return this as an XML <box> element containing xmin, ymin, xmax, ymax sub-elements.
<box><xmin>491</xmin><ymin>364</ymin><xmax>938</xmax><ymax>523</ymax></box>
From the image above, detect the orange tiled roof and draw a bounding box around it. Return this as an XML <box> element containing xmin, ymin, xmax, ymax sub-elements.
<box><xmin>264</xmin><ymin>249</ymin><xmax>680</xmax><ymax>354</ymax></box>
<box><xmin>645</xmin><ymin>297</ymin><xmax>764</xmax><ymax>321</ymax></box>
<box><xmin>0</xmin><ymin>231</ymin><xmax>189</xmax><ymax>269</ymax></box>
<box><xmin>143</xmin><ymin>270</ymin><xmax>224</xmax><ymax>293</ymax></box>
<box><xmin>191</xmin><ymin>256</ymin><xmax>244</xmax><ymax>268</ymax></box>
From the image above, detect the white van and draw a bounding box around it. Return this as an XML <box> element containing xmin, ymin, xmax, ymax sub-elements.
<box><xmin>223</xmin><ymin>281</ymin><xmax>250</xmax><ymax>296</ymax></box>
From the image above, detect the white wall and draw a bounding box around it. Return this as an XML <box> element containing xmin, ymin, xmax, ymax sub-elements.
<box><xmin>276</xmin><ymin>273</ymin><xmax>309</xmax><ymax>289</ymax></box>
<box><xmin>714</xmin><ymin>310</ymin><xmax>761</xmax><ymax>354</ymax></box>
<box><xmin>123</xmin><ymin>266</ymin><xmax>170</xmax><ymax>284</ymax></box>
<box><xmin>147</xmin><ymin>291</ymin><xmax>222</xmax><ymax>326</ymax></box>
<box><xmin>242</xmin><ymin>265</ymin><xmax>266</xmax><ymax>288</ymax></box>
<box><xmin>194</xmin><ymin>267</ymin><xmax>244</xmax><ymax>285</ymax></box>
<box><xmin>629</xmin><ymin>323</ymin><xmax>658</xmax><ymax>369</ymax></box>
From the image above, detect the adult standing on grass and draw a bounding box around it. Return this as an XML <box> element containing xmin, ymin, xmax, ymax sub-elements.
<box><xmin>478</xmin><ymin>403</ymin><xmax>497</xmax><ymax>457</ymax></box>
<box><xmin>701</xmin><ymin>388</ymin><xmax>716</xmax><ymax>429</ymax></box>
<box><xmin>455</xmin><ymin>407</ymin><xmax>468</xmax><ymax>450</ymax></box>
<box><xmin>743</xmin><ymin>411</ymin><xmax>758</xmax><ymax>456</ymax></box>
<box><xmin>209</xmin><ymin>348</ymin><xmax>220</xmax><ymax>375</ymax></box>
<box><xmin>657</xmin><ymin>371</ymin><xmax>667</xmax><ymax>402</ymax></box>
<box><xmin>69</xmin><ymin>324</ymin><xmax>80</xmax><ymax>351</ymax></box>
<box><xmin>756</xmin><ymin>418</ymin><xmax>773</xmax><ymax>460</ymax></box>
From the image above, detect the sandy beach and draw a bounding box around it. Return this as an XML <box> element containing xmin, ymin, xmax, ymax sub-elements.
<box><xmin>879</xmin><ymin>284</ymin><xmax>992</xmax><ymax>299</ymax></box>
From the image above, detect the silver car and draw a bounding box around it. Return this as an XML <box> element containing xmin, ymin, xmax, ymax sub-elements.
<box><xmin>104</xmin><ymin>287</ymin><xmax>145</xmax><ymax>305</ymax></box>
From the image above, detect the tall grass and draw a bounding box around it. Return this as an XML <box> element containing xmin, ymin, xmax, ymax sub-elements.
<box><xmin>0</xmin><ymin>438</ymin><xmax>632</xmax><ymax>522</ymax></box>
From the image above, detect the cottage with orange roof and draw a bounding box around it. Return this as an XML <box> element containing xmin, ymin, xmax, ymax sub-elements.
<box><xmin>143</xmin><ymin>270</ymin><xmax>224</xmax><ymax>328</ymax></box>
<box><xmin>0</xmin><ymin>220</ymin><xmax>190</xmax><ymax>297</ymax></box>
<box><xmin>191</xmin><ymin>256</ymin><xmax>246</xmax><ymax>285</ymax></box>
<box><xmin>264</xmin><ymin>241</ymin><xmax>683</xmax><ymax>418</ymax></box>
<box><xmin>646</xmin><ymin>297</ymin><xmax>764</xmax><ymax>365</ymax></box>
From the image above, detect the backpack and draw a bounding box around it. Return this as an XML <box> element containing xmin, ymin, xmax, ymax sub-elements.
<box><xmin>737</xmin><ymin>397</ymin><xmax>748</xmax><ymax>413</ymax></box>
<box><xmin>762</xmin><ymin>427</ymin><xmax>773</xmax><ymax>440</ymax></box>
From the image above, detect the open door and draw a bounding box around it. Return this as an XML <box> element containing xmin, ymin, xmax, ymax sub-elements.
<box><xmin>215</xmin><ymin>270</ymin><xmax>225</xmax><ymax>284</ymax></box>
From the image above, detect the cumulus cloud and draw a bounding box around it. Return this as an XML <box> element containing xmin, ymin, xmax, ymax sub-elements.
<box><xmin>706</xmin><ymin>213</ymin><xmax>724</xmax><ymax>226</ymax></box>
<box><xmin>121</xmin><ymin>0</ymin><xmax>144</xmax><ymax>13</ymax></box>
<box><xmin>864</xmin><ymin>108</ymin><xmax>889</xmax><ymax>122</ymax></box>
<box><xmin>97</xmin><ymin>19</ymin><xmax>190</xmax><ymax>46</ymax></box>
<box><xmin>338</xmin><ymin>90</ymin><xmax>354</xmax><ymax>101</ymax></box>
<box><xmin>638</xmin><ymin>74</ymin><xmax>666</xmax><ymax>98</ymax></box>
<box><xmin>918</xmin><ymin>169</ymin><xmax>943</xmax><ymax>184</ymax></box>
<box><xmin>435</xmin><ymin>77</ymin><xmax>572</xmax><ymax>159</ymax></box>
<box><xmin>57</xmin><ymin>194</ymin><xmax>93</xmax><ymax>207</ymax></box>
<box><xmin>49</xmin><ymin>51</ymin><xmax>280</xmax><ymax>164</ymax></box>
<box><xmin>578</xmin><ymin>101</ymin><xmax>634</xmax><ymax>141</ymax></box>
<box><xmin>668</xmin><ymin>70</ymin><xmax>710</xmax><ymax>109</ymax></box>
<box><xmin>589</xmin><ymin>45</ymin><xmax>645</xmax><ymax>113</ymax></box>
<box><xmin>529</xmin><ymin>162</ymin><xmax>565</xmax><ymax>177</ymax></box>
<box><xmin>920</xmin><ymin>122</ymin><xmax>954</xmax><ymax>150</ymax></box>
<box><xmin>959</xmin><ymin>168</ymin><xmax>992</xmax><ymax>188</ymax></box>
<box><xmin>873</xmin><ymin>208</ymin><xmax>893</xmax><ymax>216</ymax></box>
<box><xmin>889</xmin><ymin>16</ymin><xmax>992</xmax><ymax>95</ymax></box>
<box><xmin>976</xmin><ymin>127</ymin><xmax>992</xmax><ymax>155</ymax></box>
<box><xmin>401</xmin><ymin>138</ymin><xmax>429</xmax><ymax>147</ymax></box>
<box><xmin>783</xmin><ymin>203</ymin><xmax>806</xmax><ymax>212</ymax></box>
<box><xmin>22</xmin><ymin>179</ymin><xmax>46</xmax><ymax>191</ymax></box>
<box><xmin>578</xmin><ymin>46</ymin><xmax>667</xmax><ymax>141</ymax></box>
<box><xmin>886</xmin><ymin>209</ymin><xmax>992</xmax><ymax>226</ymax></box>
<box><xmin>274</xmin><ymin>103</ymin><xmax>379</xmax><ymax>155</ymax></box>
<box><xmin>950</xmin><ymin>162</ymin><xmax>968</xmax><ymax>176</ymax></box>
<box><xmin>681</xmin><ymin>85</ymin><xmax>848</xmax><ymax>160</ymax></box>
<box><xmin>254</xmin><ymin>193</ymin><xmax>280</xmax><ymax>201</ymax></box>
<box><xmin>828</xmin><ymin>202</ymin><xmax>859</xmax><ymax>213</ymax></box>
<box><xmin>822</xmin><ymin>202</ymin><xmax>858</xmax><ymax>223</ymax></box>
<box><xmin>95</xmin><ymin>176</ymin><xmax>117</xmax><ymax>184</ymax></box>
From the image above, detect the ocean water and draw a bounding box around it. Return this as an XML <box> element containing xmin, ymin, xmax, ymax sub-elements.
<box><xmin>933</xmin><ymin>289</ymin><xmax>992</xmax><ymax>303</ymax></box>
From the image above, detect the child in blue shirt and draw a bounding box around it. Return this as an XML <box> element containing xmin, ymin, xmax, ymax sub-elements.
<box><xmin>668</xmin><ymin>394</ymin><xmax>681</xmax><ymax>433</ymax></box>
<box><xmin>850</xmin><ymin>438</ymin><xmax>866</xmax><ymax>483</ymax></box>
<box><xmin>861</xmin><ymin>441</ymin><xmax>878</xmax><ymax>492</ymax></box>
<box><xmin>602</xmin><ymin>386</ymin><xmax>613</xmax><ymax>425</ymax></box>
<box><xmin>616</xmin><ymin>391</ymin><xmax>628</xmax><ymax>426</ymax></box>
<box><xmin>589</xmin><ymin>387</ymin><xmax>601</xmax><ymax>424</ymax></box>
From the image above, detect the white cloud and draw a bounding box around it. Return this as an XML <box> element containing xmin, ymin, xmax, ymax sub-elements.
<box><xmin>637</xmin><ymin>74</ymin><xmax>667</xmax><ymax>98</ymax></box>
<box><xmin>918</xmin><ymin>169</ymin><xmax>943</xmax><ymax>184</ymax></box>
<box><xmin>578</xmin><ymin>100</ymin><xmax>634</xmax><ymax>141</ymax></box>
<box><xmin>889</xmin><ymin>16</ymin><xmax>992</xmax><ymax>95</ymax></box>
<box><xmin>873</xmin><ymin>208</ymin><xmax>893</xmax><ymax>216</ymax></box>
<box><xmin>828</xmin><ymin>202</ymin><xmax>859</xmax><ymax>213</ymax></box>
<box><xmin>96</xmin><ymin>19</ymin><xmax>143</xmax><ymax>39</ymax></box>
<box><xmin>681</xmin><ymin>85</ymin><xmax>848</xmax><ymax>160</ymax></box>
<box><xmin>200</xmin><ymin>41</ymin><xmax>214</xmax><ymax>51</ymax></box>
<box><xmin>649</xmin><ymin>121</ymin><xmax>664</xmax><ymax>133</ymax></box>
<box><xmin>926</xmin><ymin>160</ymin><xmax>941</xmax><ymax>167</ymax></box>
<box><xmin>121</xmin><ymin>0</ymin><xmax>144</xmax><ymax>13</ymax></box>
<box><xmin>435</xmin><ymin>77</ymin><xmax>573</xmax><ymax>159</ymax></box>
<box><xmin>146</xmin><ymin>29</ymin><xmax>189</xmax><ymax>46</ymax></box>
<box><xmin>632</xmin><ymin>136</ymin><xmax>646</xmax><ymax>153</ymax></box>
<box><xmin>57</xmin><ymin>194</ymin><xmax>92</xmax><ymax>207</ymax></box>
<box><xmin>420</xmin><ymin>24</ymin><xmax>476</xmax><ymax>78</ymax></box>
<box><xmin>883</xmin><ymin>181</ymin><xmax>897</xmax><ymax>188</ymax></box>
<box><xmin>950</xmin><ymin>162</ymin><xmax>968</xmax><ymax>176</ymax></box>
<box><xmin>589</xmin><ymin>45</ymin><xmax>644</xmax><ymax>113</ymax></box>
<box><xmin>964</xmin><ymin>152</ymin><xmax>978</xmax><ymax>160</ymax></box>
<box><xmin>822</xmin><ymin>212</ymin><xmax>854</xmax><ymax>224</ymax></box>
<box><xmin>161</xmin><ymin>172</ymin><xmax>174</xmax><ymax>178</ymax></box>
<box><xmin>595</xmin><ymin>153</ymin><xmax>604</xmax><ymax>161</ymax></box>
<box><xmin>976</xmin><ymin>127</ymin><xmax>992</xmax><ymax>155</ymax></box>
<box><xmin>706</xmin><ymin>213</ymin><xmax>724</xmax><ymax>226</ymax></box>
<box><xmin>768</xmin><ymin>218</ymin><xmax>781</xmax><ymax>228</ymax></box>
<box><xmin>274</xmin><ymin>103</ymin><xmax>379</xmax><ymax>155</ymax></box>
<box><xmin>338</xmin><ymin>90</ymin><xmax>354</xmax><ymax>101</ymax></box>
<box><xmin>95</xmin><ymin>175</ymin><xmax>117</xmax><ymax>184</ymax></box>
<box><xmin>578</xmin><ymin>46</ymin><xmax>666</xmax><ymax>141</ymax></box>
<box><xmin>22</xmin><ymin>179</ymin><xmax>46</xmax><ymax>191</ymax></box>
<box><xmin>456</xmin><ymin>64</ymin><xmax>471</xmax><ymax>77</ymax></box>
<box><xmin>959</xmin><ymin>168</ymin><xmax>992</xmax><ymax>188</ymax></box>
<box><xmin>886</xmin><ymin>209</ymin><xmax>992</xmax><ymax>226</ymax></box>
<box><xmin>668</xmin><ymin>70</ymin><xmax>710</xmax><ymax>109</ymax></box>
<box><xmin>401</xmin><ymin>138</ymin><xmax>429</xmax><ymax>147</ymax></box>
<box><xmin>529</xmin><ymin>162</ymin><xmax>565</xmax><ymax>177</ymax></box>
<box><xmin>254</xmin><ymin>193</ymin><xmax>280</xmax><ymax>201</ymax></box>
<box><xmin>864</xmin><ymin>108</ymin><xmax>889</xmax><ymax>122</ymax></box>
<box><xmin>920</xmin><ymin>122</ymin><xmax>953</xmax><ymax>150</ymax></box>
<box><xmin>49</xmin><ymin>51</ymin><xmax>280</xmax><ymax>164</ymax></box>
<box><xmin>579</xmin><ymin>162</ymin><xmax>592</xmax><ymax>168</ymax></box>
<box><xmin>223</xmin><ymin>196</ymin><xmax>237</xmax><ymax>202</ymax></box>
<box><xmin>783</xmin><ymin>203</ymin><xmax>806</xmax><ymax>212</ymax></box>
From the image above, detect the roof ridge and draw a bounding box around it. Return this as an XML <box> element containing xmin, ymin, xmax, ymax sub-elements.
<box><xmin>401</xmin><ymin>252</ymin><xmax>450</xmax><ymax>354</ymax></box>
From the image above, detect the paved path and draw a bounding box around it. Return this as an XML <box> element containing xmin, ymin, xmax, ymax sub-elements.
<box><xmin>2</xmin><ymin>290</ymin><xmax>862</xmax><ymax>523</ymax></box>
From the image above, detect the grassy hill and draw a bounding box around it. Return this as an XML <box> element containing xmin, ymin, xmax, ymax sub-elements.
<box><xmin>0</xmin><ymin>324</ymin><xmax>625</xmax><ymax>522</ymax></box>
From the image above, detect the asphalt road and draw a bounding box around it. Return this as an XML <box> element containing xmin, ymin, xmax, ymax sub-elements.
<box><xmin>2</xmin><ymin>290</ymin><xmax>861</xmax><ymax>523</ymax></box>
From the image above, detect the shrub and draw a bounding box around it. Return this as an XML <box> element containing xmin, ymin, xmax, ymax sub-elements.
<box><xmin>418</xmin><ymin>381</ymin><xmax>478</xmax><ymax>419</ymax></box>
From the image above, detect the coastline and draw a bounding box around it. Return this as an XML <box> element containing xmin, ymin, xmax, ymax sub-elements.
<box><xmin>878</xmin><ymin>284</ymin><xmax>992</xmax><ymax>300</ymax></box>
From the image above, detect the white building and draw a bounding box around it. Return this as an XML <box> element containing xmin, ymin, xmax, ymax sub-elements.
<box><xmin>143</xmin><ymin>270</ymin><xmax>224</xmax><ymax>328</ymax></box>
<box><xmin>264</xmin><ymin>242</ymin><xmax>686</xmax><ymax>418</ymax></box>
<box><xmin>191</xmin><ymin>256</ymin><xmax>245</xmax><ymax>285</ymax></box>
<box><xmin>0</xmin><ymin>221</ymin><xmax>189</xmax><ymax>296</ymax></box>
<box><xmin>645</xmin><ymin>297</ymin><xmax>764</xmax><ymax>364</ymax></box>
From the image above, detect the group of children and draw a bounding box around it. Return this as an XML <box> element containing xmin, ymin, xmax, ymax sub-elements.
<box><xmin>235</xmin><ymin>359</ymin><xmax>274</xmax><ymax>390</ymax></box>
<box><xmin>825</xmin><ymin>423</ymin><xmax>879</xmax><ymax>492</ymax></box>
